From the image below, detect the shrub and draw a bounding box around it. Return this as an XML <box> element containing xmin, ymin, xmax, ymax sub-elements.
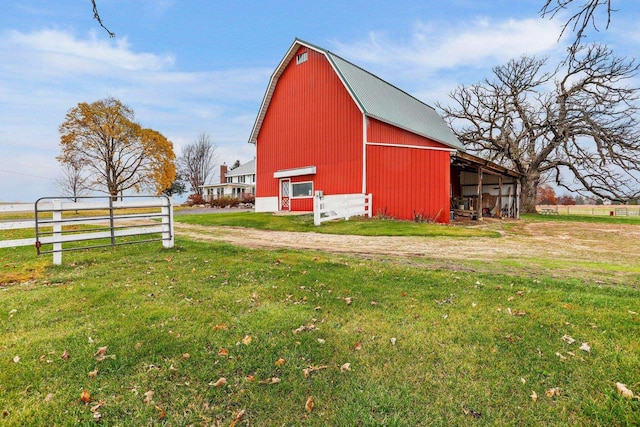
<box><xmin>185</xmin><ymin>193</ymin><xmax>206</xmax><ymax>206</ymax></box>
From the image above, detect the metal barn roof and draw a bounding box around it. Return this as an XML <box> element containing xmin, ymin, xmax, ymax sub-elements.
<box><xmin>249</xmin><ymin>38</ymin><xmax>465</xmax><ymax>151</ymax></box>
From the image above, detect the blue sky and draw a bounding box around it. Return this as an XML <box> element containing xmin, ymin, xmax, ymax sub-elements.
<box><xmin>1</xmin><ymin>0</ymin><xmax>638</xmax><ymax>202</ymax></box>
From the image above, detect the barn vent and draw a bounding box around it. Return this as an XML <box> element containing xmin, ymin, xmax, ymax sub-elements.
<box><xmin>296</xmin><ymin>51</ymin><xmax>308</xmax><ymax>65</ymax></box>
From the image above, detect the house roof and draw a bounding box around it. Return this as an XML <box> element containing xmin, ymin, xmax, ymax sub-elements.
<box><xmin>225</xmin><ymin>159</ymin><xmax>255</xmax><ymax>177</ymax></box>
<box><xmin>249</xmin><ymin>38</ymin><xmax>465</xmax><ymax>151</ymax></box>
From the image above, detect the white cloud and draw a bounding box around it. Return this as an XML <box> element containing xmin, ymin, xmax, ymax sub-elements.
<box><xmin>334</xmin><ymin>16</ymin><xmax>565</xmax><ymax>72</ymax></box>
<box><xmin>0</xmin><ymin>28</ymin><xmax>268</xmax><ymax>202</ymax></box>
<box><xmin>5</xmin><ymin>29</ymin><xmax>175</xmax><ymax>74</ymax></box>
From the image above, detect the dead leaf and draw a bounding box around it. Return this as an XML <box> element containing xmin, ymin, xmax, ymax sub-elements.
<box><xmin>615</xmin><ymin>382</ymin><xmax>634</xmax><ymax>399</ymax></box>
<box><xmin>391</xmin><ymin>337</ymin><xmax>397</xmax><ymax>346</ymax></box>
<box><xmin>246</xmin><ymin>375</ymin><xmax>255</xmax><ymax>382</ymax></box>
<box><xmin>61</xmin><ymin>350</ymin><xmax>70</xmax><ymax>360</ymax></box>
<box><xmin>88</xmin><ymin>369</ymin><xmax>99</xmax><ymax>378</ymax></box>
<box><xmin>155</xmin><ymin>405</ymin><xmax>166</xmax><ymax>419</ymax></box>
<box><xmin>371</xmin><ymin>301</ymin><xmax>378</xmax><ymax>306</ymax></box>
<box><xmin>44</xmin><ymin>393</ymin><xmax>54</xmax><ymax>402</ymax></box>
<box><xmin>303</xmin><ymin>365</ymin><xmax>328</xmax><ymax>378</ymax></box>
<box><xmin>317</xmin><ymin>338</ymin><xmax>326</xmax><ymax>344</ymax></box>
<box><xmin>579</xmin><ymin>342</ymin><xmax>591</xmax><ymax>353</ymax></box>
<box><xmin>561</xmin><ymin>335</ymin><xmax>576</xmax><ymax>344</ymax></box>
<box><xmin>213</xmin><ymin>377</ymin><xmax>227</xmax><ymax>387</ymax></box>
<box><xmin>96</xmin><ymin>346</ymin><xmax>108</xmax><ymax>356</ymax></box>
<box><xmin>242</xmin><ymin>335</ymin><xmax>252</xmax><ymax>345</ymax></box>
<box><xmin>274</xmin><ymin>358</ymin><xmax>286</xmax><ymax>366</ymax></box>
<box><xmin>305</xmin><ymin>396</ymin><xmax>314</xmax><ymax>413</ymax></box>
<box><xmin>545</xmin><ymin>387</ymin><xmax>560</xmax><ymax>397</ymax></box>
<box><xmin>260</xmin><ymin>377</ymin><xmax>281</xmax><ymax>384</ymax></box>
<box><xmin>80</xmin><ymin>390</ymin><xmax>91</xmax><ymax>403</ymax></box>
<box><xmin>213</xmin><ymin>324</ymin><xmax>228</xmax><ymax>331</ymax></box>
<box><xmin>343</xmin><ymin>297</ymin><xmax>352</xmax><ymax>305</ymax></box>
<box><xmin>181</xmin><ymin>353</ymin><xmax>190</xmax><ymax>360</ymax></box>
<box><xmin>218</xmin><ymin>348</ymin><xmax>229</xmax><ymax>357</ymax></box>
<box><xmin>530</xmin><ymin>391</ymin><xmax>538</xmax><ymax>402</ymax></box>
<box><xmin>143</xmin><ymin>390</ymin><xmax>154</xmax><ymax>404</ymax></box>
<box><xmin>555</xmin><ymin>352</ymin><xmax>567</xmax><ymax>360</ymax></box>
<box><xmin>354</xmin><ymin>342</ymin><xmax>362</xmax><ymax>351</ymax></box>
<box><xmin>12</xmin><ymin>355</ymin><xmax>20</xmax><ymax>363</ymax></box>
<box><xmin>340</xmin><ymin>363</ymin><xmax>351</xmax><ymax>372</ymax></box>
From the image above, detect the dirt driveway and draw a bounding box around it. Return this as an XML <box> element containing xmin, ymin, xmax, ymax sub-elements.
<box><xmin>175</xmin><ymin>220</ymin><xmax>640</xmax><ymax>285</ymax></box>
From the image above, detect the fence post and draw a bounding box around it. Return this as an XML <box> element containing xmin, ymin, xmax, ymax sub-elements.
<box><xmin>313</xmin><ymin>191</ymin><xmax>322</xmax><ymax>226</ymax></box>
<box><xmin>367</xmin><ymin>194</ymin><xmax>372</xmax><ymax>218</ymax></box>
<box><xmin>162</xmin><ymin>197</ymin><xmax>174</xmax><ymax>249</ymax></box>
<box><xmin>52</xmin><ymin>199</ymin><xmax>62</xmax><ymax>265</ymax></box>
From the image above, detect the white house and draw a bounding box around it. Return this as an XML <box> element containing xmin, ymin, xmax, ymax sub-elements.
<box><xmin>201</xmin><ymin>159</ymin><xmax>256</xmax><ymax>201</ymax></box>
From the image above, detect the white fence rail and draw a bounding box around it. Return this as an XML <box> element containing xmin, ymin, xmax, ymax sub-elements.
<box><xmin>313</xmin><ymin>192</ymin><xmax>372</xmax><ymax>226</ymax></box>
<box><xmin>0</xmin><ymin>196</ymin><xmax>173</xmax><ymax>265</ymax></box>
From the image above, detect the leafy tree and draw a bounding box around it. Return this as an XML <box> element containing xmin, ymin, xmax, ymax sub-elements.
<box><xmin>162</xmin><ymin>172</ymin><xmax>188</xmax><ymax>198</ymax></box>
<box><xmin>557</xmin><ymin>194</ymin><xmax>576</xmax><ymax>205</ymax></box>
<box><xmin>595</xmin><ymin>198</ymin><xmax>604</xmax><ymax>205</ymax></box>
<box><xmin>58</xmin><ymin>97</ymin><xmax>176</xmax><ymax>199</ymax></box>
<box><xmin>537</xmin><ymin>184</ymin><xmax>557</xmax><ymax>205</ymax></box>
<box><xmin>574</xmin><ymin>195</ymin><xmax>585</xmax><ymax>205</ymax></box>
<box><xmin>179</xmin><ymin>133</ymin><xmax>218</xmax><ymax>195</ymax></box>
<box><xmin>439</xmin><ymin>44</ymin><xmax>640</xmax><ymax>213</ymax></box>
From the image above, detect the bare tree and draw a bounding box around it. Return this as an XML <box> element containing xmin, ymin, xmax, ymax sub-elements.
<box><xmin>540</xmin><ymin>0</ymin><xmax>614</xmax><ymax>53</ymax></box>
<box><xmin>55</xmin><ymin>159</ymin><xmax>89</xmax><ymax>202</ymax></box>
<box><xmin>91</xmin><ymin>0</ymin><xmax>115</xmax><ymax>37</ymax></box>
<box><xmin>439</xmin><ymin>44</ymin><xmax>640</xmax><ymax>213</ymax></box>
<box><xmin>179</xmin><ymin>133</ymin><xmax>218</xmax><ymax>195</ymax></box>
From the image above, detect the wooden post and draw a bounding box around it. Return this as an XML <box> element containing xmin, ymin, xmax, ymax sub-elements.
<box><xmin>498</xmin><ymin>176</ymin><xmax>503</xmax><ymax>218</ymax></box>
<box><xmin>477</xmin><ymin>167</ymin><xmax>483</xmax><ymax>219</ymax></box>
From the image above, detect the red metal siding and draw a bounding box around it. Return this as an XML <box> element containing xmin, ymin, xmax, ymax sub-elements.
<box><xmin>366</xmin><ymin>118</ymin><xmax>451</xmax><ymax>223</ymax></box>
<box><xmin>366</xmin><ymin>144</ymin><xmax>450</xmax><ymax>223</ymax></box>
<box><xmin>256</xmin><ymin>47</ymin><xmax>363</xmax><ymax>207</ymax></box>
<box><xmin>368</xmin><ymin>118</ymin><xmax>450</xmax><ymax>149</ymax></box>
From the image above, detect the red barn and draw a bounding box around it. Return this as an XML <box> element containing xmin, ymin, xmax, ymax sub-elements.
<box><xmin>249</xmin><ymin>39</ymin><xmax>516</xmax><ymax>223</ymax></box>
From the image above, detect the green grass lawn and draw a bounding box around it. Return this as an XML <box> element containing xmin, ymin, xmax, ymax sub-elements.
<box><xmin>175</xmin><ymin>211</ymin><xmax>500</xmax><ymax>238</ymax></box>
<box><xmin>1</xmin><ymin>234</ymin><xmax>639</xmax><ymax>425</ymax></box>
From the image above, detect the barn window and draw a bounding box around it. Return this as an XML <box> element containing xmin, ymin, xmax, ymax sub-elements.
<box><xmin>296</xmin><ymin>51</ymin><xmax>308</xmax><ymax>65</ymax></box>
<box><xmin>291</xmin><ymin>181</ymin><xmax>313</xmax><ymax>198</ymax></box>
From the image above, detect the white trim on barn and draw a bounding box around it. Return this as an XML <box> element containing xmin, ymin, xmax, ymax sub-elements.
<box><xmin>273</xmin><ymin>166</ymin><xmax>316</xmax><ymax>179</ymax></box>
<box><xmin>366</xmin><ymin>142</ymin><xmax>458</xmax><ymax>152</ymax></box>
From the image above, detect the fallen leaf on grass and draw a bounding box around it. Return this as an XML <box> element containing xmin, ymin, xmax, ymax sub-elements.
<box><xmin>218</xmin><ymin>348</ymin><xmax>229</xmax><ymax>357</ymax></box>
<box><xmin>213</xmin><ymin>324</ymin><xmax>228</xmax><ymax>331</ymax></box>
<box><xmin>246</xmin><ymin>375</ymin><xmax>255</xmax><ymax>382</ymax></box>
<box><xmin>230</xmin><ymin>409</ymin><xmax>246</xmax><ymax>426</ymax></box>
<box><xmin>545</xmin><ymin>387</ymin><xmax>560</xmax><ymax>397</ymax></box>
<box><xmin>561</xmin><ymin>335</ymin><xmax>576</xmax><ymax>344</ymax></box>
<box><xmin>143</xmin><ymin>390</ymin><xmax>154</xmax><ymax>404</ymax></box>
<box><xmin>155</xmin><ymin>405</ymin><xmax>166</xmax><ymax>419</ymax></box>
<box><xmin>242</xmin><ymin>335</ymin><xmax>252</xmax><ymax>345</ymax></box>
<box><xmin>615</xmin><ymin>382</ymin><xmax>635</xmax><ymax>399</ymax></box>
<box><xmin>212</xmin><ymin>377</ymin><xmax>227</xmax><ymax>387</ymax></box>
<box><xmin>555</xmin><ymin>352</ymin><xmax>567</xmax><ymax>360</ymax></box>
<box><xmin>391</xmin><ymin>337</ymin><xmax>397</xmax><ymax>346</ymax></box>
<box><xmin>343</xmin><ymin>297</ymin><xmax>352</xmax><ymax>305</ymax></box>
<box><xmin>462</xmin><ymin>407</ymin><xmax>482</xmax><ymax>418</ymax></box>
<box><xmin>340</xmin><ymin>363</ymin><xmax>351</xmax><ymax>372</ymax></box>
<box><xmin>61</xmin><ymin>350</ymin><xmax>69</xmax><ymax>360</ymax></box>
<box><xmin>354</xmin><ymin>342</ymin><xmax>362</xmax><ymax>351</ymax></box>
<box><xmin>579</xmin><ymin>342</ymin><xmax>591</xmax><ymax>353</ymax></box>
<box><xmin>44</xmin><ymin>393</ymin><xmax>54</xmax><ymax>402</ymax></box>
<box><xmin>80</xmin><ymin>390</ymin><xmax>91</xmax><ymax>403</ymax></box>
<box><xmin>96</xmin><ymin>346</ymin><xmax>107</xmax><ymax>356</ymax></box>
<box><xmin>88</xmin><ymin>369</ymin><xmax>98</xmax><ymax>378</ymax></box>
<box><xmin>274</xmin><ymin>358</ymin><xmax>286</xmax><ymax>366</ymax></box>
<box><xmin>303</xmin><ymin>365</ymin><xmax>328</xmax><ymax>378</ymax></box>
<box><xmin>305</xmin><ymin>396</ymin><xmax>314</xmax><ymax>413</ymax></box>
<box><xmin>12</xmin><ymin>356</ymin><xmax>20</xmax><ymax>363</ymax></box>
<box><xmin>180</xmin><ymin>353</ymin><xmax>190</xmax><ymax>360</ymax></box>
<box><xmin>260</xmin><ymin>377</ymin><xmax>281</xmax><ymax>385</ymax></box>
<box><xmin>317</xmin><ymin>338</ymin><xmax>325</xmax><ymax>344</ymax></box>
<box><xmin>530</xmin><ymin>391</ymin><xmax>538</xmax><ymax>402</ymax></box>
